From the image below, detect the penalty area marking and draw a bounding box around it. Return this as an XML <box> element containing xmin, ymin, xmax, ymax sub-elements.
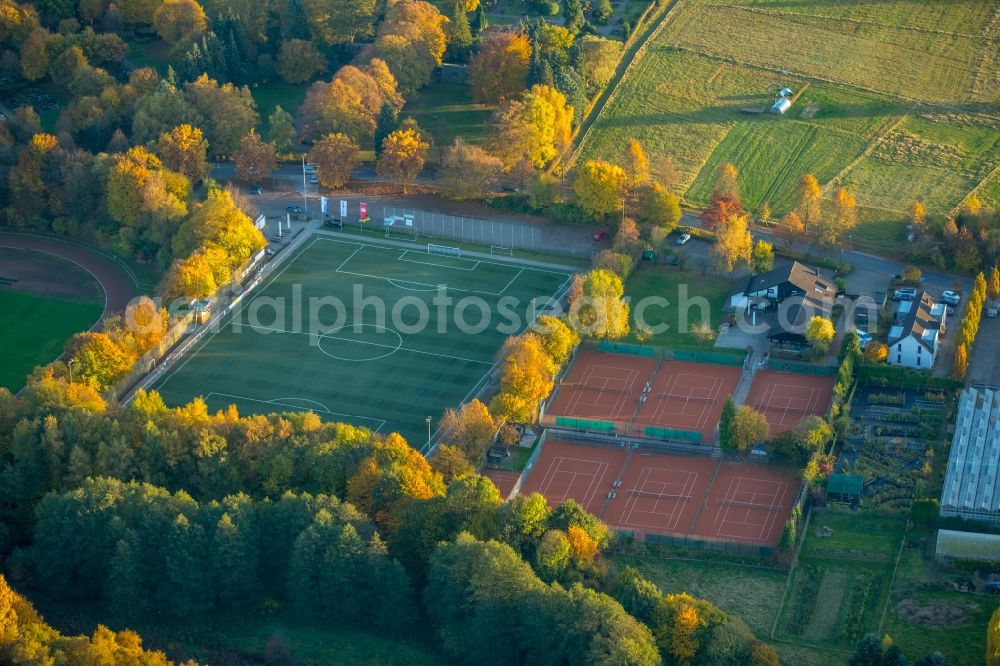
<box><xmin>206</xmin><ymin>391</ymin><xmax>388</xmax><ymax>432</ymax></box>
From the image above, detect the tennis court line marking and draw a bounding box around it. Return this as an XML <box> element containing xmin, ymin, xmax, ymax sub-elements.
<box><xmin>537</xmin><ymin>456</ymin><xmax>609</xmax><ymax>511</ymax></box>
<box><xmin>714</xmin><ymin>476</ymin><xmax>787</xmax><ymax>542</ymax></box>
<box><xmin>248</xmin><ymin>324</ymin><xmax>494</xmax><ymax>365</ymax></box>
<box><xmin>206</xmin><ymin>392</ymin><xmax>387</xmax><ymax>432</ymax></box>
<box><xmin>621</xmin><ymin>466</ymin><xmax>696</xmax><ymax>531</ymax></box>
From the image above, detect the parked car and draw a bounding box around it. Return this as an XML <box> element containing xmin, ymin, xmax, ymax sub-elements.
<box><xmin>941</xmin><ymin>290</ymin><xmax>961</xmax><ymax>305</ymax></box>
<box><xmin>250</xmin><ymin>184</ymin><xmax>261</xmax><ymax>195</ymax></box>
<box><xmin>593</xmin><ymin>230</ymin><xmax>606</xmax><ymax>241</ymax></box>
<box><xmin>309</xmin><ymin>175</ymin><xmax>319</xmax><ymax>185</ymax></box>
<box><xmin>304</xmin><ymin>163</ymin><xmax>315</xmax><ymax>173</ymax></box>
<box><xmin>855</xmin><ymin>330</ymin><xmax>872</xmax><ymax>349</ymax></box>
<box><xmin>285</xmin><ymin>205</ymin><xmax>303</xmax><ymax>214</ymax></box>
<box><xmin>892</xmin><ymin>287</ymin><xmax>917</xmax><ymax>301</ymax></box>
<box><xmin>676</xmin><ymin>233</ymin><xmax>692</xmax><ymax>245</ymax></box>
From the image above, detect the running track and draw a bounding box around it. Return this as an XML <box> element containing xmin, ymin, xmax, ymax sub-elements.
<box><xmin>0</xmin><ymin>233</ymin><xmax>139</xmax><ymax>322</ymax></box>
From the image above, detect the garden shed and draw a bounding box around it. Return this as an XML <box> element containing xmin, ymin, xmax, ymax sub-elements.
<box><xmin>826</xmin><ymin>474</ymin><xmax>863</xmax><ymax>504</ymax></box>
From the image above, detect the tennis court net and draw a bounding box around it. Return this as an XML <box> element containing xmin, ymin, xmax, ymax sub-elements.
<box><xmin>623</xmin><ymin>489</ymin><xmax>694</xmax><ymax>501</ymax></box>
<box><xmin>753</xmin><ymin>401</ymin><xmax>812</xmax><ymax>414</ymax></box>
<box><xmin>717</xmin><ymin>498</ymin><xmax>787</xmax><ymax>512</ymax></box>
<box><xmin>655</xmin><ymin>391</ymin><xmax>718</xmax><ymax>403</ymax></box>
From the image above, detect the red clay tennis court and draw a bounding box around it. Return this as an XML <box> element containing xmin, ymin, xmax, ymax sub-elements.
<box><xmin>746</xmin><ymin>369</ymin><xmax>834</xmax><ymax>434</ymax></box>
<box><xmin>545</xmin><ymin>350</ymin><xmax>742</xmax><ymax>441</ymax></box>
<box><xmin>483</xmin><ymin>467</ymin><xmax>520</xmax><ymax>499</ymax></box>
<box><xmin>603</xmin><ymin>452</ymin><xmax>715</xmax><ymax>536</ymax></box>
<box><xmin>635</xmin><ymin>361</ymin><xmax>742</xmax><ymax>440</ymax></box>
<box><xmin>520</xmin><ymin>438</ymin><xmax>629</xmax><ymax>514</ymax></box>
<box><xmin>546</xmin><ymin>350</ymin><xmax>655</xmax><ymax>425</ymax></box>
<box><xmin>520</xmin><ymin>438</ymin><xmax>799</xmax><ymax>547</ymax></box>
<box><xmin>691</xmin><ymin>463</ymin><xmax>799</xmax><ymax>546</ymax></box>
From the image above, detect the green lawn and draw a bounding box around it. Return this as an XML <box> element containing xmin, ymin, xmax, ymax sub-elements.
<box><xmin>401</xmin><ymin>82</ymin><xmax>494</xmax><ymax>157</ymax></box>
<box><xmin>579</xmin><ymin>0</ymin><xmax>1000</xmax><ymax>248</ymax></box>
<box><xmin>250</xmin><ymin>79</ymin><xmax>312</xmax><ymax>128</ymax></box>
<box><xmin>622</xmin><ymin>263</ymin><xmax>739</xmax><ymax>351</ymax></box>
<box><xmin>149</xmin><ymin>234</ymin><xmax>570</xmax><ymax>447</ymax></box>
<box><xmin>613</xmin><ymin>554</ymin><xmax>787</xmax><ymax>636</ymax></box>
<box><xmin>0</xmin><ymin>291</ymin><xmax>102</xmax><ymax>391</ymax></box>
<box><xmin>127</xmin><ymin>40</ymin><xmax>171</xmax><ymax>75</ymax></box>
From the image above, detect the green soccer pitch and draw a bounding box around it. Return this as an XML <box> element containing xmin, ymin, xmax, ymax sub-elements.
<box><xmin>149</xmin><ymin>235</ymin><xmax>572</xmax><ymax>449</ymax></box>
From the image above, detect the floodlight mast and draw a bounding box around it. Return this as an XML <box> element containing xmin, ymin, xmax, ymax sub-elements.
<box><xmin>301</xmin><ymin>154</ymin><xmax>308</xmax><ymax>217</ymax></box>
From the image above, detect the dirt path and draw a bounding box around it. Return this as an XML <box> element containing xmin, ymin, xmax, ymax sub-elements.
<box><xmin>0</xmin><ymin>233</ymin><xmax>140</xmax><ymax>324</ymax></box>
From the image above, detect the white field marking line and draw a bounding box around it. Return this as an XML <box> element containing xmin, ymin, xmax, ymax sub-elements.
<box><xmin>397</xmin><ymin>250</ymin><xmax>481</xmax><ymax>271</ymax></box>
<box><xmin>763</xmin><ymin>383</ymin><xmax>820</xmax><ymax>424</ymax></box>
<box><xmin>206</xmin><ymin>391</ymin><xmax>387</xmax><ymax>432</ymax></box>
<box><xmin>315</xmin><ymin>235</ymin><xmax>573</xmax><ymax>276</ymax></box>
<box><xmin>249</xmin><ymin>324</ymin><xmax>493</xmax><ymax>366</ymax></box>
<box><xmin>336</xmin><ymin>244</ymin><xmax>364</xmax><ymax>272</ymax></box>
<box><xmin>155</xmin><ymin>235</ymin><xmax>323</xmax><ymax>391</ymax></box>
<box><xmin>323</xmin><ymin>237</ymin><xmax>550</xmax><ymax>296</ymax></box>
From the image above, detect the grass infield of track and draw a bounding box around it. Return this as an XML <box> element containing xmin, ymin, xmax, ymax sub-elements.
<box><xmin>0</xmin><ymin>291</ymin><xmax>103</xmax><ymax>392</ymax></box>
<box><xmin>149</xmin><ymin>235</ymin><xmax>571</xmax><ymax>447</ymax></box>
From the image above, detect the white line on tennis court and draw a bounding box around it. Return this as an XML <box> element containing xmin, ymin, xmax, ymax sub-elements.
<box><xmin>206</xmin><ymin>391</ymin><xmax>387</xmax><ymax>432</ymax></box>
<box><xmin>248</xmin><ymin>324</ymin><xmax>494</xmax><ymax>365</ymax></box>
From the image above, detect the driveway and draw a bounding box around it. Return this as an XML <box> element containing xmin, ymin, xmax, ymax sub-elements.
<box><xmin>967</xmin><ymin>314</ymin><xmax>1000</xmax><ymax>387</ymax></box>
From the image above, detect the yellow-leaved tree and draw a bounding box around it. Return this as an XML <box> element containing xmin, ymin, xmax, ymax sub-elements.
<box><xmin>573</xmin><ymin>159</ymin><xmax>627</xmax><ymax>218</ymax></box>
<box><xmin>569</xmin><ymin>269</ymin><xmax>630</xmax><ymax>340</ymax></box>
<box><xmin>377</xmin><ymin>127</ymin><xmax>430</xmax><ymax>193</ymax></box>
<box><xmin>489</xmin><ymin>333</ymin><xmax>557</xmax><ymax>422</ymax></box>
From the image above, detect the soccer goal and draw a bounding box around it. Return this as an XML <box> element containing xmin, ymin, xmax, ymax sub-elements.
<box><xmin>428</xmin><ymin>243</ymin><xmax>461</xmax><ymax>257</ymax></box>
<box><xmin>490</xmin><ymin>245</ymin><xmax>513</xmax><ymax>256</ymax></box>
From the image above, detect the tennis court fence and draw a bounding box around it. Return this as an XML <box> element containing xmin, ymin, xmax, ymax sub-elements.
<box><xmin>617</xmin><ymin>530</ymin><xmax>776</xmax><ymax>558</ymax></box>
<box><xmin>375</xmin><ymin>205</ymin><xmax>595</xmax><ymax>259</ymax></box>
<box><xmin>594</xmin><ymin>341</ymin><xmax>747</xmax><ymax>367</ymax></box>
<box><xmin>766</xmin><ymin>358</ymin><xmax>838</xmax><ymax>376</ymax></box>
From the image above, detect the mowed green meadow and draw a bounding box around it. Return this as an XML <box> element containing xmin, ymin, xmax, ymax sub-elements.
<box><xmin>0</xmin><ymin>291</ymin><xmax>102</xmax><ymax>392</ymax></box>
<box><xmin>579</xmin><ymin>0</ymin><xmax>1000</xmax><ymax>236</ymax></box>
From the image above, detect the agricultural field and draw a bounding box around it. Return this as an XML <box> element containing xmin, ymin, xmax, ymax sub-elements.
<box><xmin>579</xmin><ymin>0</ymin><xmax>1000</xmax><ymax>236</ymax></box>
<box><xmin>775</xmin><ymin>512</ymin><xmax>905</xmax><ymax>655</ymax></box>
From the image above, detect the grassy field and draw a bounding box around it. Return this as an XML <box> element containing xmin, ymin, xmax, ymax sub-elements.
<box><xmin>127</xmin><ymin>40</ymin><xmax>171</xmax><ymax>75</ymax></box>
<box><xmin>622</xmin><ymin>263</ymin><xmax>740</xmax><ymax>351</ymax></box>
<box><xmin>401</xmin><ymin>82</ymin><xmax>493</xmax><ymax>157</ymax></box>
<box><xmin>776</xmin><ymin>512</ymin><xmax>905</xmax><ymax>657</ymax></box>
<box><xmin>149</xmin><ymin>234</ymin><xmax>570</xmax><ymax>446</ymax></box>
<box><xmin>613</xmin><ymin>553</ymin><xmax>787</xmax><ymax>636</ymax></box>
<box><xmin>0</xmin><ymin>291</ymin><xmax>102</xmax><ymax>391</ymax></box>
<box><xmin>579</xmin><ymin>0</ymin><xmax>1000</xmax><ymax>241</ymax></box>
<box><xmin>251</xmin><ymin>79</ymin><xmax>311</xmax><ymax>128</ymax></box>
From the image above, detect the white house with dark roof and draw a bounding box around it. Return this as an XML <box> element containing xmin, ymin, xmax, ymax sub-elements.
<box><xmin>887</xmin><ymin>290</ymin><xmax>946</xmax><ymax>369</ymax></box>
<box><xmin>732</xmin><ymin>261</ymin><xmax>837</xmax><ymax>348</ymax></box>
